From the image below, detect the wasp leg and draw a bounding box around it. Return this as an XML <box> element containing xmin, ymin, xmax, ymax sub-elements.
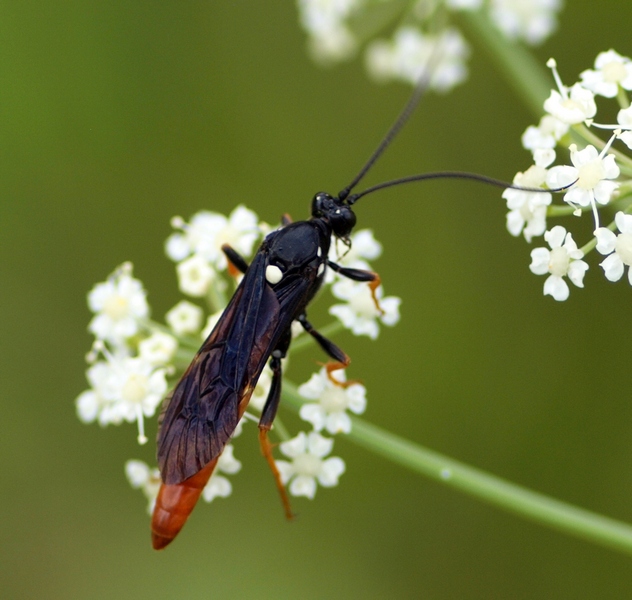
<box><xmin>281</xmin><ymin>213</ymin><xmax>293</xmax><ymax>226</ymax></box>
<box><xmin>258</xmin><ymin>331</ymin><xmax>294</xmax><ymax>520</ymax></box>
<box><xmin>296</xmin><ymin>314</ymin><xmax>356</xmax><ymax>387</ymax></box>
<box><xmin>221</xmin><ymin>244</ymin><xmax>249</xmax><ymax>276</ymax></box>
<box><xmin>327</xmin><ymin>261</ymin><xmax>384</xmax><ymax>315</ymax></box>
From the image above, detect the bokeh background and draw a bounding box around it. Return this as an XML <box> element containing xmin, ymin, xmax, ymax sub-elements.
<box><xmin>3</xmin><ymin>2</ymin><xmax>632</xmax><ymax>598</ymax></box>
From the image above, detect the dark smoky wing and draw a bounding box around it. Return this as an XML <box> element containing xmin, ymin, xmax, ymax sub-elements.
<box><xmin>156</xmin><ymin>283</ymin><xmax>246</xmax><ymax>485</ymax></box>
<box><xmin>157</xmin><ymin>253</ymin><xmax>295</xmax><ymax>485</ymax></box>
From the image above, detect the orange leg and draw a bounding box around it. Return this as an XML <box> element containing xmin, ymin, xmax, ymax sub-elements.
<box><xmin>367</xmin><ymin>272</ymin><xmax>384</xmax><ymax>315</ymax></box>
<box><xmin>259</xmin><ymin>428</ymin><xmax>294</xmax><ymax>520</ymax></box>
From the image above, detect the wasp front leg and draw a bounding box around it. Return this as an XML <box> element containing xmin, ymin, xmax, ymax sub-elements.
<box><xmin>327</xmin><ymin>260</ymin><xmax>384</xmax><ymax>315</ymax></box>
<box><xmin>221</xmin><ymin>244</ymin><xmax>249</xmax><ymax>275</ymax></box>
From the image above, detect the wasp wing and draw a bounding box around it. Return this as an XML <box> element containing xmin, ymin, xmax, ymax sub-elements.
<box><xmin>157</xmin><ymin>251</ymin><xmax>312</xmax><ymax>485</ymax></box>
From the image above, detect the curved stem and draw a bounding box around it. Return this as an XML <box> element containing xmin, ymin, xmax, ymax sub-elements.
<box><xmin>458</xmin><ymin>10</ymin><xmax>551</xmax><ymax>118</ymax></box>
<box><xmin>282</xmin><ymin>380</ymin><xmax>632</xmax><ymax>556</ymax></box>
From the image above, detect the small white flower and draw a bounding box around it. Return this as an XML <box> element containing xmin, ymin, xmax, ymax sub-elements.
<box><xmin>298</xmin><ymin>0</ymin><xmax>360</xmax><ymax>34</ymax></box>
<box><xmin>176</xmin><ymin>254</ymin><xmax>216</xmax><ymax>297</ymax></box>
<box><xmin>138</xmin><ymin>332</ymin><xmax>177</xmax><ymax>366</ymax></box>
<box><xmin>546</xmin><ymin>144</ymin><xmax>619</xmax><ymax>215</ymax></box>
<box><xmin>165</xmin><ymin>300</ymin><xmax>204</xmax><ymax>335</ymax></box>
<box><xmin>429</xmin><ymin>28</ymin><xmax>471</xmax><ymax>93</ymax></box>
<box><xmin>529</xmin><ymin>226</ymin><xmax>588</xmax><ymax>301</ymax></box>
<box><xmin>544</xmin><ymin>83</ymin><xmax>597</xmax><ymax>125</ymax></box>
<box><xmin>298</xmin><ymin>0</ymin><xmax>360</xmax><ymax>62</ymax></box>
<box><xmin>298</xmin><ymin>368</ymin><xmax>366</xmax><ymax>434</ymax></box>
<box><xmin>489</xmin><ymin>0</ymin><xmax>562</xmax><ymax>45</ymax></box>
<box><xmin>616</xmin><ymin>106</ymin><xmax>632</xmax><ymax>150</ymax></box>
<box><xmin>75</xmin><ymin>361</ymin><xmax>110</xmax><ymax>424</ymax></box>
<box><xmin>329</xmin><ymin>279</ymin><xmax>401</xmax><ymax>339</ymax></box>
<box><xmin>503</xmin><ymin>150</ymin><xmax>554</xmax><ymax>241</ymax></box>
<box><xmin>595</xmin><ymin>212</ymin><xmax>632</xmax><ymax>284</ymax></box>
<box><xmin>366</xmin><ymin>27</ymin><xmax>470</xmax><ymax>93</ymax></box>
<box><xmin>165</xmin><ymin>206</ymin><xmax>260</xmax><ymax>271</ymax></box>
<box><xmin>88</xmin><ymin>264</ymin><xmax>149</xmax><ymax>344</ymax></box>
<box><xmin>275</xmin><ymin>432</ymin><xmax>346</xmax><ymax>499</ymax></box>
<box><xmin>308</xmin><ymin>24</ymin><xmax>357</xmax><ymax>63</ymax></box>
<box><xmin>78</xmin><ymin>350</ymin><xmax>167</xmax><ymax>443</ymax></box>
<box><xmin>202</xmin><ymin>444</ymin><xmax>242</xmax><ymax>503</ymax></box>
<box><xmin>580</xmin><ymin>50</ymin><xmax>632</xmax><ymax>98</ymax></box>
<box><xmin>125</xmin><ymin>460</ymin><xmax>161</xmax><ymax>514</ymax></box>
<box><xmin>521</xmin><ymin>114</ymin><xmax>568</xmax><ymax>153</ymax></box>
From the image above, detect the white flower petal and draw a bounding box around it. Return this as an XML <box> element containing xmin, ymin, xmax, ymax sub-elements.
<box><xmin>595</xmin><ymin>227</ymin><xmax>617</xmax><ymax>254</ymax></box>
<box><xmin>567</xmin><ymin>260</ymin><xmax>588</xmax><ymax>287</ymax></box>
<box><xmin>307</xmin><ymin>432</ymin><xmax>334</xmax><ymax>458</ymax></box>
<box><xmin>289</xmin><ymin>475</ymin><xmax>317</xmax><ymax>499</ymax></box>
<box><xmin>317</xmin><ymin>457</ymin><xmax>346</xmax><ymax>487</ymax></box>
<box><xmin>529</xmin><ymin>247</ymin><xmax>550</xmax><ymax>275</ymax></box>
<box><xmin>543</xmin><ymin>274</ymin><xmax>569</xmax><ymax>301</ymax></box>
<box><xmin>600</xmin><ymin>253</ymin><xmax>624</xmax><ymax>281</ymax></box>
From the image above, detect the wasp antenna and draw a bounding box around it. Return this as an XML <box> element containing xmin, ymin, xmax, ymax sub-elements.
<box><xmin>338</xmin><ymin>48</ymin><xmax>444</xmax><ymax>202</ymax></box>
<box><xmin>347</xmin><ymin>171</ymin><xmax>576</xmax><ymax>204</ymax></box>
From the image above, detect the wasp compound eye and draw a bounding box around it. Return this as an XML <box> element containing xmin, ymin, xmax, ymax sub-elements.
<box><xmin>329</xmin><ymin>205</ymin><xmax>356</xmax><ymax>239</ymax></box>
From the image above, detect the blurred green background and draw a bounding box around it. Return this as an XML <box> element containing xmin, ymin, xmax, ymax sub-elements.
<box><xmin>3</xmin><ymin>2</ymin><xmax>632</xmax><ymax>598</ymax></box>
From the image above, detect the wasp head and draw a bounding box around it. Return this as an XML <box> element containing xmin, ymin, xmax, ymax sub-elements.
<box><xmin>311</xmin><ymin>192</ymin><xmax>356</xmax><ymax>241</ymax></box>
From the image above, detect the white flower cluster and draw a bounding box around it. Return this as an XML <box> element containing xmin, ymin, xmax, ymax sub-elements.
<box><xmin>276</xmin><ymin>227</ymin><xmax>400</xmax><ymax>499</ymax></box>
<box><xmin>77</xmin><ymin>207</ymin><xmax>401</xmax><ymax>512</ymax></box>
<box><xmin>505</xmin><ymin>50</ymin><xmax>632</xmax><ymax>301</ymax></box>
<box><xmin>297</xmin><ymin>0</ymin><xmax>563</xmax><ymax>91</ymax></box>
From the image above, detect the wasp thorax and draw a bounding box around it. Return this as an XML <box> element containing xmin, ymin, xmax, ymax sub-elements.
<box><xmin>311</xmin><ymin>192</ymin><xmax>356</xmax><ymax>239</ymax></box>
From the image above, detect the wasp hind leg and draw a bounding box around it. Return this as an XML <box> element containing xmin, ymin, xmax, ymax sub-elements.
<box><xmin>258</xmin><ymin>330</ymin><xmax>294</xmax><ymax>520</ymax></box>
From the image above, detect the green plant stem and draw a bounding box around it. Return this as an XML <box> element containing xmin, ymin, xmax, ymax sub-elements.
<box><xmin>458</xmin><ymin>10</ymin><xmax>551</xmax><ymax>118</ymax></box>
<box><xmin>281</xmin><ymin>380</ymin><xmax>632</xmax><ymax>556</ymax></box>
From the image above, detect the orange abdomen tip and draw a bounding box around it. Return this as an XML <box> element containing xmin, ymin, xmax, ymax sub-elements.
<box><xmin>150</xmin><ymin>459</ymin><xmax>218</xmax><ymax>550</ymax></box>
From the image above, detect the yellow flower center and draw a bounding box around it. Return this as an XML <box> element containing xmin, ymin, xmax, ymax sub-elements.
<box><xmin>320</xmin><ymin>386</ymin><xmax>348</xmax><ymax>412</ymax></box>
<box><xmin>577</xmin><ymin>158</ymin><xmax>605</xmax><ymax>190</ymax></box>
<box><xmin>293</xmin><ymin>454</ymin><xmax>322</xmax><ymax>477</ymax></box>
<box><xmin>104</xmin><ymin>295</ymin><xmax>129</xmax><ymax>320</ymax></box>
<box><xmin>121</xmin><ymin>374</ymin><xmax>148</xmax><ymax>404</ymax></box>
<box><xmin>615</xmin><ymin>232</ymin><xmax>632</xmax><ymax>265</ymax></box>
<box><xmin>602</xmin><ymin>61</ymin><xmax>627</xmax><ymax>83</ymax></box>
<box><xmin>549</xmin><ymin>246</ymin><xmax>570</xmax><ymax>276</ymax></box>
<box><xmin>350</xmin><ymin>289</ymin><xmax>377</xmax><ymax>318</ymax></box>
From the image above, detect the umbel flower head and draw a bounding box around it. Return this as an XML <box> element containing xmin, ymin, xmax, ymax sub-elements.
<box><xmin>78</xmin><ymin>205</ymin><xmax>402</xmax><ymax>521</ymax></box>
<box><xmin>296</xmin><ymin>0</ymin><xmax>562</xmax><ymax>91</ymax></box>
<box><xmin>505</xmin><ymin>50</ymin><xmax>632</xmax><ymax>300</ymax></box>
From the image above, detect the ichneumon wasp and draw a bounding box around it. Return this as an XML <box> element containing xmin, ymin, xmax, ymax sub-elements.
<box><xmin>151</xmin><ymin>60</ymin><xmax>553</xmax><ymax>550</ymax></box>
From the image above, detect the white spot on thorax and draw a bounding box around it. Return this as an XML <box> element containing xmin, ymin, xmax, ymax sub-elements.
<box><xmin>266</xmin><ymin>265</ymin><xmax>283</xmax><ymax>284</ymax></box>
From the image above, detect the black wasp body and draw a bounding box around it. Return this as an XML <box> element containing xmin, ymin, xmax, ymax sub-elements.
<box><xmin>152</xmin><ymin>192</ymin><xmax>376</xmax><ymax>548</ymax></box>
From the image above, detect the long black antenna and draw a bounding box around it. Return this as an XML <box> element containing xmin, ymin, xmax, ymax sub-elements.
<box><xmin>347</xmin><ymin>172</ymin><xmax>573</xmax><ymax>204</ymax></box>
<box><xmin>337</xmin><ymin>50</ymin><xmax>440</xmax><ymax>202</ymax></box>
